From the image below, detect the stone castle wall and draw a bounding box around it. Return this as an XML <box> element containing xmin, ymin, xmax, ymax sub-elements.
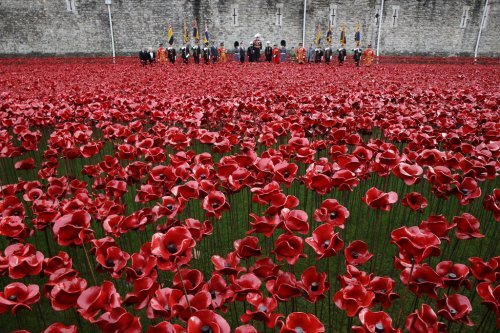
<box><xmin>0</xmin><ymin>0</ymin><xmax>498</xmax><ymax>57</ymax></box>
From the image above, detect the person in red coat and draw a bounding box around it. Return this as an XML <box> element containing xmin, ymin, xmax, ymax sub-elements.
<box><xmin>272</xmin><ymin>44</ymin><xmax>280</xmax><ymax>64</ymax></box>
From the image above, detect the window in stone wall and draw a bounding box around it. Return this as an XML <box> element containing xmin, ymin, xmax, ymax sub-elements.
<box><xmin>374</xmin><ymin>6</ymin><xmax>381</xmax><ymax>26</ymax></box>
<box><xmin>481</xmin><ymin>4</ymin><xmax>490</xmax><ymax>29</ymax></box>
<box><xmin>460</xmin><ymin>6</ymin><xmax>470</xmax><ymax>28</ymax></box>
<box><xmin>276</xmin><ymin>3</ymin><xmax>283</xmax><ymax>27</ymax></box>
<box><xmin>65</xmin><ymin>0</ymin><xmax>77</xmax><ymax>14</ymax></box>
<box><xmin>230</xmin><ymin>4</ymin><xmax>239</xmax><ymax>27</ymax></box>
<box><xmin>391</xmin><ymin>6</ymin><xmax>399</xmax><ymax>28</ymax></box>
<box><xmin>329</xmin><ymin>4</ymin><xmax>338</xmax><ymax>28</ymax></box>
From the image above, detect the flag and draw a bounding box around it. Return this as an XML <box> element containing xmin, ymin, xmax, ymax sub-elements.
<box><xmin>355</xmin><ymin>22</ymin><xmax>361</xmax><ymax>46</ymax></box>
<box><xmin>315</xmin><ymin>23</ymin><xmax>321</xmax><ymax>46</ymax></box>
<box><xmin>167</xmin><ymin>24</ymin><xmax>174</xmax><ymax>46</ymax></box>
<box><xmin>193</xmin><ymin>18</ymin><xmax>199</xmax><ymax>43</ymax></box>
<box><xmin>340</xmin><ymin>23</ymin><xmax>346</xmax><ymax>45</ymax></box>
<box><xmin>203</xmin><ymin>23</ymin><xmax>210</xmax><ymax>44</ymax></box>
<box><xmin>183</xmin><ymin>17</ymin><xmax>189</xmax><ymax>44</ymax></box>
<box><xmin>326</xmin><ymin>21</ymin><xmax>332</xmax><ymax>46</ymax></box>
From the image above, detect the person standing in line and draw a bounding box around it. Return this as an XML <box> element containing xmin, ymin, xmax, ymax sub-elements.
<box><xmin>192</xmin><ymin>43</ymin><xmax>200</xmax><ymax>64</ymax></box>
<box><xmin>363</xmin><ymin>44</ymin><xmax>375</xmax><ymax>66</ymax></box>
<box><xmin>218</xmin><ymin>42</ymin><xmax>227</xmax><ymax>63</ymax></box>
<box><xmin>167</xmin><ymin>45</ymin><xmax>176</xmax><ymax>64</ymax></box>
<box><xmin>234</xmin><ymin>41</ymin><xmax>241</xmax><ymax>62</ymax></box>
<box><xmin>210</xmin><ymin>42</ymin><xmax>218</xmax><ymax>64</ymax></box>
<box><xmin>253</xmin><ymin>34</ymin><xmax>262</xmax><ymax>62</ymax></box>
<box><xmin>203</xmin><ymin>42</ymin><xmax>210</xmax><ymax>64</ymax></box>
<box><xmin>296</xmin><ymin>43</ymin><xmax>306</xmax><ymax>64</ymax></box>
<box><xmin>157</xmin><ymin>43</ymin><xmax>167</xmax><ymax>65</ymax></box>
<box><xmin>314</xmin><ymin>45</ymin><xmax>323</xmax><ymax>63</ymax></box>
<box><xmin>307</xmin><ymin>44</ymin><xmax>315</xmax><ymax>63</ymax></box>
<box><xmin>272</xmin><ymin>44</ymin><xmax>280</xmax><ymax>64</ymax></box>
<box><xmin>147</xmin><ymin>48</ymin><xmax>155</xmax><ymax>64</ymax></box>
<box><xmin>324</xmin><ymin>46</ymin><xmax>333</xmax><ymax>64</ymax></box>
<box><xmin>280</xmin><ymin>40</ymin><xmax>287</xmax><ymax>63</ymax></box>
<box><xmin>337</xmin><ymin>45</ymin><xmax>347</xmax><ymax>65</ymax></box>
<box><xmin>139</xmin><ymin>48</ymin><xmax>149</xmax><ymax>65</ymax></box>
<box><xmin>180</xmin><ymin>43</ymin><xmax>190</xmax><ymax>64</ymax></box>
<box><xmin>353</xmin><ymin>46</ymin><xmax>363</xmax><ymax>67</ymax></box>
<box><xmin>264</xmin><ymin>41</ymin><xmax>273</xmax><ymax>62</ymax></box>
<box><xmin>240</xmin><ymin>42</ymin><xmax>246</xmax><ymax>63</ymax></box>
<box><xmin>247</xmin><ymin>42</ymin><xmax>254</xmax><ymax>63</ymax></box>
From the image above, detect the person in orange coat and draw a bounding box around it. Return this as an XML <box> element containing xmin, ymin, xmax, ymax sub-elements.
<box><xmin>218</xmin><ymin>42</ymin><xmax>227</xmax><ymax>63</ymax></box>
<box><xmin>272</xmin><ymin>44</ymin><xmax>280</xmax><ymax>64</ymax></box>
<box><xmin>363</xmin><ymin>44</ymin><xmax>375</xmax><ymax>66</ymax></box>
<box><xmin>296</xmin><ymin>43</ymin><xmax>306</xmax><ymax>64</ymax></box>
<box><xmin>157</xmin><ymin>43</ymin><xmax>167</xmax><ymax>64</ymax></box>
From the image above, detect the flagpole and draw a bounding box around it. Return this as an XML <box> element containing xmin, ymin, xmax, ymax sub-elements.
<box><xmin>376</xmin><ymin>0</ymin><xmax>384</xmax><ymax>57</ymax></box>
<box><xmin>474</xmin><ymin>0</ymin><xmax>489</xmax><ymax>60</ymax></box>
<box><xmin>105</xmin><ymin>0</ymin><xmax>116</xmax><ymax>63</ymax></box>
<box><xmin>302</xmin><ymin>0</ymin><xmax>307</xmax><ymax>46</ymax></box>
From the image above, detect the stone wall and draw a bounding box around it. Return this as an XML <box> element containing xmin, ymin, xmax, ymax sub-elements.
<box><xmin>0</xmin><ymin>0</ymin><xmax>498</xmax><ymax>57</ymax></box>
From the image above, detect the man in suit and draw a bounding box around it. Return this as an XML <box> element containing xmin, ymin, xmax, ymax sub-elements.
<box><xmin>210</xmin><ymin>42</ymin><xmax>218</xmax><ymax>64</ymax></box>
<box><xmin>147</xmin><ymin>48</ymin><xmax>155</xmax><ymax>64</ymax></box>
<box><xmin>353</xmin><ymin>46</ymin><xmax>363</xmax><ymax>67</ymax></box>
<box><xmin>181</xmin><ymin>43</ymin><xmax>190</xmax><ymax>64</ymax></box>
<box><xmin>139</xmin><ymin>48</ymin><xmax>149</xmax><ymax>65</ymax></box>
<box><xmin>192</xmin><ymin>44</ymin><xmax>200</xmax><ymax>64</ymax></box>
<box><xmin>167</xmin><ymin>46</ymin><xmax>176</xmax><ymax>64</ymax></box>
<box><xmin>337</xmin><ymin>45</ymin><xmax>347</xmax><ymax>65</ymax></box>
<box><xmin>247</xmin><ymin>42</ymin><xmax>254</xmax><ymax>62</ymax></box>
<box><xmin>202</xmin><ymin>42</ymin><xmax>210</xmax><ymax>64</ymax></box>
<box><xmin>264</xmin><ymin>41</ymin><xmax>272</xmax><ymax>62</ymax></box>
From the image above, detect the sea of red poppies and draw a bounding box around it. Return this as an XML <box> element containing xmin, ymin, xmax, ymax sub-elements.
<box><xmin>0</xmin><ymin>58</ymin><xmax>499</xmax><ymax>333</ymax></box>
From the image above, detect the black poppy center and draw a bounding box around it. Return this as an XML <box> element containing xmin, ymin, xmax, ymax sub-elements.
<box><xmin>447</xmin><ymin>273</ymin><xmax>457</xmax><ymax>279</ymax></box>
<box><xmin>8</xmin><ymin>294</ymin><xmax>17</xmax><ymax>301</ymax></box>
<box><xmin>311</xmin><ymin>282</ymin><xmax>319</xmax><ymax>292</ymax></box>
<box><xmin>166</xmin><ymin>204</ymin><xmax>174</xmax><ymax>210</ymax></box>
<box><xmin>201</xmin><ymin>325</ymin><xmax>212</xmax><ymax>333</ymax></box>
<box><xmin>329</xmin><ymin>212</ymin><xmax>337</xmax><ymax>220</ymax></box>
<box><xmin>164</xmin><ymin>304</ymin><xmax>170</xmax><ymax>311</ymax></box>
<box><xmin>295</xmin><ymin>327</ymin><xmax>304</xmax><ymax>333</ymax></box>
<box><xmin>167</xmin><ymin>243</ymin><xmax>178</xmax><ymax>253</ymax></box>
<box><xmin>258</xmin><ymin>305</ymin><xmax>268</xmax><ymax>312</ymax></box>
<box><xmin>462</xmin><ymin>188</ymin><xmax>469</xmax><ymax>195</ymax></box>
<box><xmin>375</xmin><ymin>323</ymin><xmax>384</xmax><ymax>333</ymax></box>
<box><xmin>200</xmin><ymin>174</ymin><xmax>206</xmax><ymax>180</ymax></box>
<box><xmin>416</xmin><ymin>277</ymin><xmax>425</xmax><ymax>283</ymax></box>
<box><xmin>212</xmin><ymin>202</ymin><xmax>220</xmax><ymax>209</ymax></box>
<box><xmin>13</xmin><ymin>211</ymin><xmax>20</xmax><ymax>216</ymax></box>
<box><xmin>135</xmin><ymin>268</ymin><xmax>143</xmax><ymax>275</ymax></box>
<box><xmin>284</xmin><ymin>171</ymin><xmax>290</xmax><ymax>178</ymax></box>
<box><xmin>323</xmin><ymin>240</ymin><xmax>330</xmax><ymax>249</ymax></box>
<box><xmin>450</xmin><ymin>308</ymin><xmax>457</xmax><ymax>315</ymax></box>
<box><xmin>158</xmin><ymin>174</ymin><xmax>165</xmax><ymax>179</ymax></box>
<box><xmin>210</xmin><ymin>290</ymin><xmax>217</xmax><ymax>299</ymax></box>
<box><xmin>351</xmin><ymin>251</ymin><xmax>359</xmax><ymax>259</ymax></box>
<box><xmin>224</xmin><ymin>263</ymin><xmax>231</xmax><ymax>268</ymax></box>
<box><xmin>106</xmin><ymin>259</ymin><xmax>115</xmax><ymax>267</ymax></box>
<box><xmin>33</xmin><ymin>194</ymin><xmax>39</xmax><ymax>199</ymax></box>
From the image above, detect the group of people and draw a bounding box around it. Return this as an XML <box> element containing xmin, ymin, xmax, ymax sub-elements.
<box><xmin>140</xmin><ymin>35</ymin><xmax>375</xmax><ymax>67</ymax></box>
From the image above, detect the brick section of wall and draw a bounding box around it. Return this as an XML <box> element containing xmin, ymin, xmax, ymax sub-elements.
<box><xmin>0</xmin><ymin>0</ymin><xmax>498</xmax><ymax>57</ymax></box>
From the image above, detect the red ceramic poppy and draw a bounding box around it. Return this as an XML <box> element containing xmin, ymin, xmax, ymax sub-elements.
<box><xmin>390</xmin><ymin>226</ymin><xmax>441</xmax><ymax>264</ymax></box>
<box><xmin>185</xmin><ymin>218</ymin><xmax>213</xmax><ymax>242</ymax></box>
<box><xmin>306</xmin><ymin>223</ymin><xmax>344</xmax><ymax>260</ymax></box>
<box><xmin>77</xmin><ymin>280</ymin><xmax>122</xmax><ymax>320</ymax></box>
<box><xmin>392</xmin><ymin>162</ymin><xmax>423</xmax><ymax>185</ymax></box>
<box><xmin>240</xmin><ymin>292</ymin><xmax>283</xmax><ymax>328</ymax></box>
<box><xmin>362</xmin><ymin>187</ymin><xmax>398</xmax><ymax>211</ymax></box>
<box><xmin>419</xmin><ymin>215</ymin><xmax>456</xmax><ymax>241</ymax></box>
<box><xmin>279</xmin><ymin>312</ymin><xmax>325</xmax><ymax>333</ymax></box>
<box><xmin>476</xmin><ymin>282</ymin><xmax>500</xmax><ymax>326</ymax></box>
<box><xmin>483</xmin><ymin>189</ymin><xmax>500</xmax><ymax>222</ymax></box>
<box><xmin>201</xmin><ymin>191</ymin><xmax>230</xmax><ymax>219</ymax></box>
<box><xmin>233</xmin><ymin>236</ymin><xmax>262</xmax><ymax>259</ymax></box>
<box><xmin>146</xmin><ymin>287</ymin><xmax>182</xmax><ymax>319</ymax></box>
<box><xmin>333</xmin><ymin>284</ymin><xmax>375</xmax><ymax>317</ymax></box>
<box><xmin>453</xmin><ymin>176</ymin><xmax>482</xmax><ymax>205</ymax></box>
<box><xmin>187</xmin><ymin>309</ymin><xmax>230</xmax><ymax>333</ymax></box>
<box><xmin>247</xmin><ymin>213</ymin><xmax>280</xmax><ymax>237</ymax></box>
<box><xmin>147</xmin><ymin>321</ymin><xmax>185</xmax><ymax>333</ymax></box>
<box><xmin>279</xmin><ymin>209</ymin><xmax>310</xmax><ymax>234</ymax></box>
<box><xmin>249</xmin><ymin>258</ymin><xmax>282</xmax><ymax>280</ymax></box>
<box><xmin>453</xmin><ymin>213</ymin><xmax>485</xmax><ymax>240</ymax></box>
<box><xmin>201</xmin><ymin>273</ymin><xmax>235</xmax><ymax>310</ymax></box>
<box><xmin>313</xmin><ymin>199</ymin><xmax>350</xmax><ymax>229</ymax></box>
<box><xmin>151</xmin><ymin>226</ymin><xmax>196</xmax><ymax>271</ymax></box>
<box><xmin>344</xmin><ymin>240</ymin><xmax>373</xmax><ymax>266</ymax></box>
<box><xmin>52</xmin><ymin>210</ymin><xmax>94</xmax><ymax>246</ymax></box>
<box><xmin>96</xmin><ymin>245</ymin><xmax>130</xmax><ymax>278</ymax></box>
<box><xmin>0</xmin><ymin>216</ymin><xmax>33</xmax><ymax>241</ymax></box>
<box><xmin>14</xmin><ymin>158</ymin><xmax>35</xmax><ymax>170</ymax></box>
<box><xmin>405</xmin><ymin>304</ymin><xmax>445</xmax><ymax>333</ymax></box>
<box><xmin>400</xmin><ymin>265</ymin><xmax>443</xmax><ymax>299</ymax></box>
<box><xmin>266</xmin><ymin>271</ymin><xmax>302</xmax><ymax>301</ymax></box>
<box><xmin>468</xmin><ymin>256</ymin><xmax>500</xmax><ymax>283</ymax></box>
<box><xmin>43</xmin><ymin>323</ymin><xmax>78</xmax><ymax>333</ymax></box>
<box><xmin>298</xmin><ymin>266</ymin><xmax>329</xmax><ymax>303</ymax></box>
<box><xmin>0</xmin><ymin>282</ymin><xmax>40</xmax><ymax>314</ymax></box>
<box><xmin>339</xmin><ymin>265</ymin><xmax>373</xmax><ymax>288</ymax></box>
<box><xmin>172</xmin><ymin>268</ymin><xmax>205</xmax><ymax>294</ymax></box>
<box><xmin>43</xmin><ymin>251</ymin><xmax>73</xmax><ymax>276</ymax></box>
<box><xmin>123</xmin><ymin>276</ymin><xmax>159</xmax><ymax>310</ymax></box>
<box><xmin>435</xmin><ymin>261</ymin><xmax>471</xmax><ymax>290</ymax></box>
<box><xmin>369</xmin><ymin>276</ymin><xmax>400</xmax><ymax>308</ymax></box>
<box><xmin>401</xmin><ymin>192</ymin><xmax>428</xmax><ymax>212</ymax></box>
<box><xmin>235</xmin><ymin>325</ymin><xmax>258</xmax><ymax>333</ymax></box>
<box><xmin>47</xmin><ymin>273</ymin><xmax>88</xmax><ymax>311</ymax></box>
<box><xmin>211</xmin><ymin>251</ymin><xmax>246</xmax><ymax>276</ymax></box>
<box><xmin>91</xmin><ymin>307</ymin><xmax>142</xmax><ymax>333</ymax></box>
<box><xmin>2</xmin><ymin>243</ymin><xmax>44</xmax><ymax>279</ymax></box>
<box><xmin>437</xmin><ymin>293</ymin><xmax>474</xmax><ymax>326</ymax></box>
<box><xmin>272</xmin><ymin>233</ymin><xmax>306</xmax><ymax>265</ymax></box>
<box><xmin>353</xmin><ymin>309</ymin><xmax>401</xmax><ymax>333</ymax></box>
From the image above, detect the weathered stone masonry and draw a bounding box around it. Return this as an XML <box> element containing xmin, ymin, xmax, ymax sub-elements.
<box><xmin>0</xmin><ymin>0</ymin><xmax>498</xmax><ymax>57</ymax></box>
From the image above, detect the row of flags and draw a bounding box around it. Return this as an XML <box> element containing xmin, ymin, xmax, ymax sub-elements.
<box><xmin>167</xmin><ymin>18</ymin><xmax>210</xmax><ymax>46</ymax></box>
<box><xmin>316</xmin><ymin>22</ymin><xmax>361</xmax><ymax>47</ymax></box>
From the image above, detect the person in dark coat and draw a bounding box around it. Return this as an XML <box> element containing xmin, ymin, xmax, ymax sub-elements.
<box><xmin>264</xmin><ymin>41</ymin><xmax>272</xmax><ymax>62</ymax></box>
<box><xmin>147</xmin><ymin>48</ymin><xmax>155</xmax><ymax>64</ymax></box>
<box><xmin>210</xmin><ymin>42</ymin><xmax>218</xmax><ymax>64</ymax></box>
<box><xmin>353</xmin><ymin>47</ymin><xmax>363</xmax><ymax>67</ymax></box>
<box><xmin>337</xmin><ymin>46</ymin><xmax>347</xmax><ymax>64</ymax></box>
<box><xmin>139</xmin><ymin>48</ymin><xmax>149</xmax><ymax>65</ymax></box>
<box><xmin>167</xmin><ymin>46</ymin><xmax>176</xmax><ymax>64</ymax></box>
<box><xmin>253</xmin><ymin>35</ymin><xmax>262</xmax><ymax>62</ymax></box>
<box><xmin>314</xmin><ymin>46</ymin><xmax>323</xmax><ymax>63</ymax></box>
<box><xmin>180</xmin><ymin>43</ymin><xmax>190</xmax><ymax>64</ymax></box>
<box><xmin>247</xmin><ymin>42</ymin><xmax>254</xmax><ymax>62</ymax></box>
<box><xmin>324</xmin><ymin>47</ymin><xmax>333</xmax><ymax>64</ymax></box>
<box><xmin>240</xmin><ymin>41</ymin><xmax>246</xmax><ymax>63</ymax></box>
<box><xmin>192</xmin><ymin>44</ymin><xmax>200</xmax><ymax>64</ymax></box>
<box><xmin>202</xmin><ymin>43</ymin><xmax>210</xmax><ymax>64</ymax></box>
